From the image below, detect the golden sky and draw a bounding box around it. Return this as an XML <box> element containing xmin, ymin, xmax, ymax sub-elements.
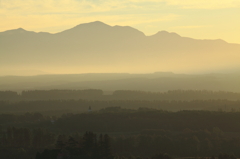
<box><xmin>0</xmin><ymin>0</ymin><xmax>240</xmax><ymax>43</ymax></box>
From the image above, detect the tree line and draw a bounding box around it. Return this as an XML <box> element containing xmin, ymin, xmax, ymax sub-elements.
<box><xmin>1</xmin><ymin>89</ymin><xmax>240</xmax><ymax>101</ymax></box>
<box><xmin>0</xmin><ymin>126</ymin><xmax>239</xmax><ymax>158</ymax></box>
<box><xmin>3</xmin><ymin>108</ymin><xmax>240</xmax><ymax>132</ymax></box>
<box><xmin>1</xmin><ymin>108</ymin><xmax>240</xmax><ymax>158</ymax></box>
<box><xmin>0</xmin><ymin>99</ymin><xmax>240</xmax><ymax>115</ymax></box>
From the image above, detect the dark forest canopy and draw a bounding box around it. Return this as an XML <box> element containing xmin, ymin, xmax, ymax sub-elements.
<box><xmin>0</xmin><ymin>98</ymin><xmax>240</xmax><ymax>114</ymax></box>
<box><xmin>1</xmin><ymin>89</ymin><xmax>240</xmax><ymax>158</ymax></box>
<box><xmin>1</xmin><ymin>89</ymin><xmax>240</xmax><ymax>114</ymax></box>
<box><xmin>1</xmin><ymin>109</ymin><xmax>240</xmax><ymax>158</ymax></box>
<box><xmin>2</xmin><ymin>108</ymin><xmax>240</xmax><ymax>133</ymax></box>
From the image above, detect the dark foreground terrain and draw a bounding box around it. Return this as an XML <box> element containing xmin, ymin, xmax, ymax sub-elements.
<box><xmin>1</xmin><ymin>106</ymin><xmax>240</xmax><ymax>158</ymax></box>
<box><xmin>1</xmin><ymin>89</ymin><xmax>240</xmax><ymax>158</ymax></box>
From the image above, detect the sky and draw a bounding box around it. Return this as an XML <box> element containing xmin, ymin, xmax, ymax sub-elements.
<box><xmin>0</xmin><ymin>0</ymin><xmax>240</xmax><ymax>44</ymax></box>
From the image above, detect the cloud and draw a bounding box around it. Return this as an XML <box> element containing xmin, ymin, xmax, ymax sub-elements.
<box><xmin>0</xmin><ymin>0</ymin><xmax>239</xmax><ymax>38</ymax></box>
<box><xmin>128</xmin><ymin>0</ymin><xmax>240</xmax><ymax>9</ymax></box>
<box><xmin>0</xmin><ymin>0</ymin><xmax>181</xmax><ymax>32</ymax></box>
<box><xmin>0</xmin><ymin>0</ymin><xmax>133</xmax><ymax>15</ymax></box>
<box><xmin>1</xmin><ymin>0</ymin><xmax>240</xmax><ymax>14</ymax></box>
<box><xmin>172</xmin><ymin>25</ymin><xmax>212</xmax><ymax>29</ymax></box>
<box><xmin>165</xmin><ymin>0</ymin><xmax>240</xmax><ymax>9</ymax></box>
<box><xmin>2</xmin><ymin>0</ymin><xmax>239</xmax><ymax>17</ymax></box>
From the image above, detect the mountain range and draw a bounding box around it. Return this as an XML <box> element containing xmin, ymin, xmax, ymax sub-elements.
<box><xmin>1</xmin><ymin>21</ymin><xmax>240</xmax><ymax>75</ymax></box>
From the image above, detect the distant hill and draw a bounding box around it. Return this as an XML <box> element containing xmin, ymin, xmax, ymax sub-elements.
<box><xmin>1</xmin><ymin>72</ymin><xmax>240</xmax><ymax>93</ymax></box>
<box><xmin>1</xmin><ymin>21</ymin><xmax>240</xmax><ymax>75</ymax></box>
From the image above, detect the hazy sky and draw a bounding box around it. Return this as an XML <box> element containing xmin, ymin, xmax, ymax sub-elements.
<box><xmin>0</xmin><ymin>0</ymin><xmax>240</xmax><ymax>44</ymax></box>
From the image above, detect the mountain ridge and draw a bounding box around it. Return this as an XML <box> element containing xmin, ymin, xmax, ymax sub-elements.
<box><xmin>0</xmin><ymin>21</ymin><xmax>240</xmax><ymax>75</ymax></box>
<box><xmin>1</xmin><ymin>21</ymin><xmax>229</xmax><ymax>43</ymax></box>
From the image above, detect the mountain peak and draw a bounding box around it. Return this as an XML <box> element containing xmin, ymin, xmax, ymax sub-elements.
<box><xmin>90</xmin><ymin>21</ymin><xmax>108</xmax><ymax>25</ymax></box>
<box><xmin>57</xmin><ymin>21</ymin><xmax>146</xmax><ymax>38</ymax></box>
<box><xmin>17</xmin><ymin>27</ymin><xmax>25</xmax><ymax>30</ymax></box>
<box><xmin>57</xmin><ymin>21</ymin><xmax>112</xmax><ymax>35</ymax></box>
<box><xmin>12</xmin><ymin>28</ymin><xmax>27</xmax><ymax>33</ymax></box>
<box><xmin>75</xmin><ymin>21</ymin><xmax>111</xmax><ymax>28</ymax></box>
<box><xmin>154</xmin><ymin>31</ymin><xmax>181</xmax><ymax>37</ymax></box>
<box><xmin>1</xmin><ymin>28</ymin><xmax>28</xmax><ymax>35</ymax></box>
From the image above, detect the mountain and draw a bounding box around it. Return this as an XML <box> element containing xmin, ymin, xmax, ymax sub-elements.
<box><xmin>1</xmin><ymin>21</ymin><xmax>240</xmax><ymax>75</ymax></box>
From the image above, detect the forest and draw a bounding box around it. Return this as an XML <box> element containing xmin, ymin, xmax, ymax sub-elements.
<box><xmin>1</xmin><ymin>89</ymin><xmax>240</xmax><ymax>101</ymax></box>
<box><xmin>1</xmin><ymin>89</ymin><xmax>240</xmax><ymax>158</ymax></box>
